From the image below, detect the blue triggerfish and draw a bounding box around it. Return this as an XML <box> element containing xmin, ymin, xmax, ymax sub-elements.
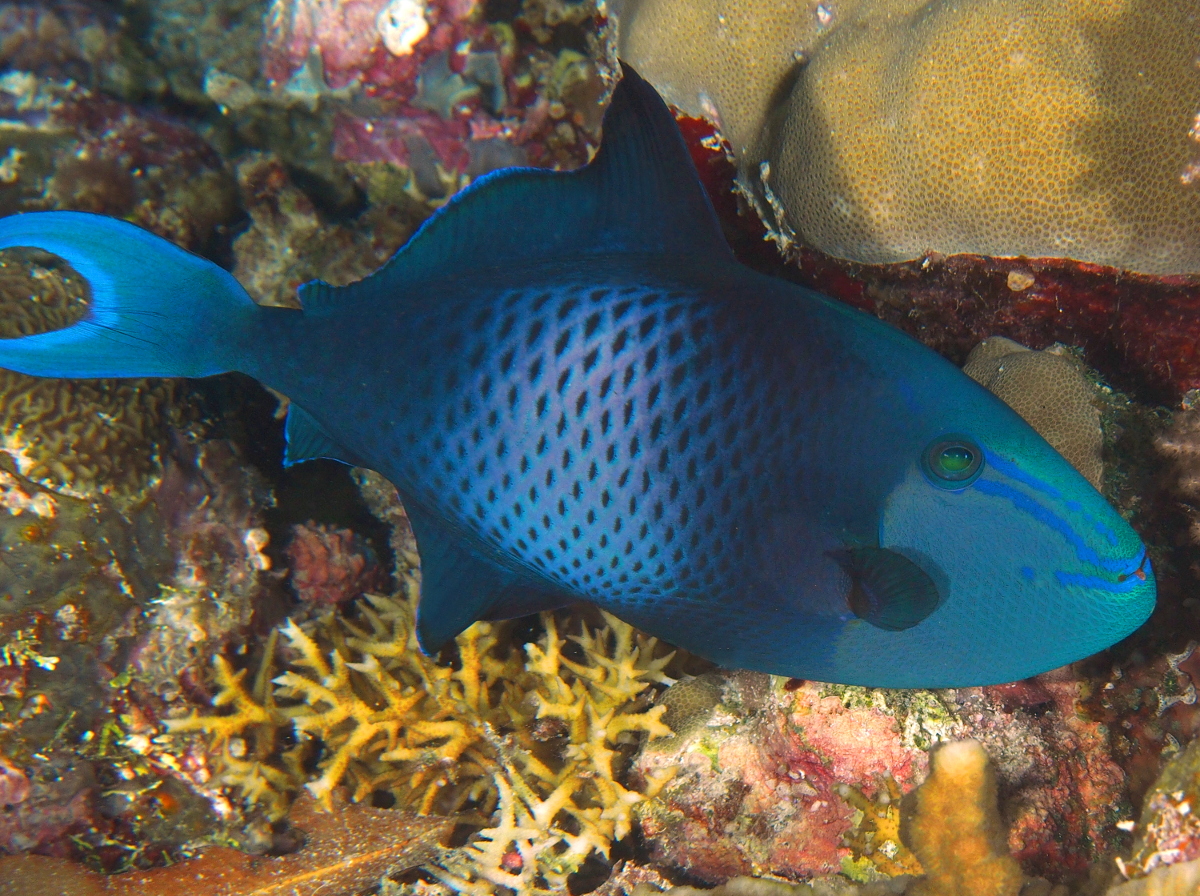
<box><xmin>0</xmin><ymin>67</ymin><xmax>1155</xmax><ymax>687</ymax></box>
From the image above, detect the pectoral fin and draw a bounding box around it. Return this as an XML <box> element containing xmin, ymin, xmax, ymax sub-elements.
<box><xmin>829</xmin><ymin>547</ymin><xmax>942</xmax><ymax>631</ymax></box>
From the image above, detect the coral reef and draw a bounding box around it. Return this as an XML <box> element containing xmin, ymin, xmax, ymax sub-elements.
<box><xmin>0</xmin><ymin>431</ymin><xmax>276</xmax><ymax>869</ymax></box>
<box><xmin>789</xmin><ymin>243</ymin><xmax>1200</xmax><ymax>404</ymax></box>
<box><xmin>230</xmin><ymin>153</ymin><xmax>421</xmax><ymax>308</ymax></box>
<box><xmin>664</xmin><ymin>87</ymin><xmax>1200</xmax><ymax>402</ymax></box>
<box><xmin>900</xmin><ymin>740</ymin><xmax>1022</xmax><ymax>896</ymax></box>
<box><xmin>963</xmin><ymin>337</ymin><xmax>1104</xmax><ymax>488</ymax></box>
<box><xmin>839</xmin><ymin>776</ymin><xmax>922</xmax><ymax>879</ymax></box>
<box><xmin>263</xmin><ymin>0</ymin><xmax>612</xmax><ymax>188</ymax></box>
<box><xmin>140</xmin><ymin>0</ymin><xmax>267</xmax><ymax>104</ymax></box>
<box><xmin>1108</xmin><ymin>857</ymin><xmax>1200</xmax><ymax>896</ymax></box>
<box><xmin>1121</xmin><ymin>737</ymin><xmax>1200</xmax><ymax>878</ymax></box>
<box><xmin>764</xmin><ymin>0</ymin><xmax>1200</xmax><ymax>275</ymax></box>
<box><xmin>0</xmin><ymin>1</ymin><xmax>1197</xmax><ymax>893</ymax></box>
<box><xmin>164</xmin><ymin>588</ymin><xmax>676</xmax><ymax>892</ymax></box>
<box><xmin>635</xmin><ymin>670</ymin><xmax>1134</xmax><ymax>886</ymax></box>
<box><xmin>1155</xmin><ymin>408</ymin><xmax>1200</xmax><ymax>543</ymax></box>
<box><xmin>0</xmin><ymin>0</ymin><xmax>165</xmax><ymax>101</ymax></box>
<box><xmin>635</xmin><ymin>675</ymin><xmax>934</xmax><ymax>882</ymax></box>
<box><xmin>617</xmin><ymin>0</ymin><xmax>836</xmax><ymax>164</ymax></box>
<box><xmin>630</xmin><ymin>877</ymin><xmax>908</xmax><ymax>896</ymax></box>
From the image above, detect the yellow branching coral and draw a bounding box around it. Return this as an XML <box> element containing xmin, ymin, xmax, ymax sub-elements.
<box><xmin>839</xmin><ymin>775</ymin><xmax>923</xmax><ymax>878</ymax></box>
<box><xmin>166</xmin><ymin>592</ymin><xmax>678</xmax><ymax>892</ymax></box>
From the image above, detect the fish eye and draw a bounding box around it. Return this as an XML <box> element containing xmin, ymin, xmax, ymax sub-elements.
<box><xmin>921</xmin><ymin>435</ymin><xmax>983</xmax><ymax>488</ymax></box>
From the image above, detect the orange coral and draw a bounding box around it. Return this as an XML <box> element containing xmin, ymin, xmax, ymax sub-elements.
<box><xmin>901</xmin><ymin>740</ymin><xmax>1023</xmax><ymax>896</ymax></box>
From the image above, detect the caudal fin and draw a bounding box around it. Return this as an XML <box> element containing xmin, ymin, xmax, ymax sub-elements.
<box><xmin>0</xmin><ymin>211</ymin><xmax>255</xmax><ymax>379</ymax></box>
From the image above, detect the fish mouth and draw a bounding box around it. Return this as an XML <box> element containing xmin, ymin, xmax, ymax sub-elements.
<box><xmin>1052</xmin><ymin>545</ymin><xmax>1152</xmax><ymax>594</ymax></box>
<box><xmin>1116</xmin><ymin>546</ymin><xmax>1151</xmax><ymax>583</ymax></box>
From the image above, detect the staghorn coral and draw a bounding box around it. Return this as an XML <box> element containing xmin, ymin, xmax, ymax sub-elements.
<box><xmin>900</xmin><ymin>740</ymin><xmax>1023</xmax><ymax>896</ymax></box>
<box><xmin>964</xmin><ymin>337</ymin><xmax>1104</xmax><ymax>488</ymax></box>
<box><xmin>166</xmin><ymin>589</ymin><xmax>676</xmax><ymax>892</ymax></box>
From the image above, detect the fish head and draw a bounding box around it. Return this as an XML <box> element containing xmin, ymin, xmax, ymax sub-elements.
<box><xmin>859</xmin><ymin>373</ymin><xmax>1155</xmax><ymax>687</ymax></box>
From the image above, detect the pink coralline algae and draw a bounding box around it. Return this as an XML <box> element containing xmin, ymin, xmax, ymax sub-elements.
<box><xmin>634</xmin><ymin>674</ymin><xmax>929</xmax><ymax>883</ymax></box>
<box><xmin>635</xmin><ymin>670</ymin><xmax>1135</xmax><ymax>887</ymax></box>
<box><xmin>285</xmin><ymin>521</ymin><xmax>383</xmax><ymax>605</ymax></box>
<box><xmin>0</xmin><ymin>73</ymin><xmax>238</xmax><ymax>253</ymax></box>
<box><xmin>262</xmin><ymin>0</ymin><xmax>611</xmax><ymax>189</ymax></box>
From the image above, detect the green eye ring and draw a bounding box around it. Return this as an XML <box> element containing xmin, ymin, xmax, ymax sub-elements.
<box><xmin>922</xmin><ymin>435</ymin><xmax>984</xmax><ymax>489</ymax></box>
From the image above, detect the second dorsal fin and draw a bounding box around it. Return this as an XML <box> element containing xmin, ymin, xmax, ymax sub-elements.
<box><xmin>297</xmin><ymin>63</ymin><xmax>733</xmax><ymax>313</ymax></box>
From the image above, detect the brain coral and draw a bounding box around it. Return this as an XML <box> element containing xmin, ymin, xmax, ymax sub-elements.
<box><xmin>0</xmin><ymin>247</ymin><xmax>182</xmax><ymax>497</ymax></box>
<box><xmin>622</xmin><ymin>0</ymin><xmax>1200</xmax><ymax>275</ymax></box>
<box><xmin>964</xmin><ymin>337</ymin><xmax>1104</xmax><ymax>488</ymax></box>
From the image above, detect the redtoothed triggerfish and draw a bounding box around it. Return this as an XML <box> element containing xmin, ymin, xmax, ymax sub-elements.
<box><xmin>0</xmin><ymin>66</ymin><xmax>1154</xmax><ymax>687</ymax></box>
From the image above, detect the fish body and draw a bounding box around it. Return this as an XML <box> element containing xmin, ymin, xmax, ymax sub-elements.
<box><xmin>0</xmin><ymin>67</ymin><xmax>1154</xmax><ymax>687</ymax></box>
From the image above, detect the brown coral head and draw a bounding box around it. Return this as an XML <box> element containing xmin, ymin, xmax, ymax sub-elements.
<box><xmin>0</xmin><ymin>247</ymin><xmax>188</xmax><ymax>498</ymax></box>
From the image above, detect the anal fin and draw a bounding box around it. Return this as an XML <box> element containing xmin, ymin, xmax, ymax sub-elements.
<box><xmin>404</xmin><ymin>496</ymin><xmax>568</xmax><ymax>652</ymax></box>
<box><xmin>284</xmin><ymin>404</ymin><xmax>363</xmax><ymax>467</ymax></box>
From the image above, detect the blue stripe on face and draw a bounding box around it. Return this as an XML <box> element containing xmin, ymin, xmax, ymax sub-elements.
<box><xmin>984</xmin><ymin>451</ymin><xmax>1063</xmax><ymax>499</ymax></box>
<box><xmin>987</xmin><ymin>451</ymin><xmax>1119</xmax><ymax>547</ymax></box>
<box><xmin>973</xmin><ymin>455</ymin><xmax>1141</xmax><ymax>581</ymax></box>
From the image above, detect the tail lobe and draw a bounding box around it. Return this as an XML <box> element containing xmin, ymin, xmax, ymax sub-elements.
<box><xmin>0</xmin><ymin>211</ymin><xmax>256</xmax><ymax>379</ymax></box>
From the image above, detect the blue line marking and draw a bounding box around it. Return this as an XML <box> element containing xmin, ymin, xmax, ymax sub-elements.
<box><xmin>973</xmin><ymin>478</ymin><xmax>1131</xmax><ymax>574</ymax></box>
<box><xmin>983</xmin><ymin>450</ymin><xmax>1063</xmax><ymax>500</ymax></box>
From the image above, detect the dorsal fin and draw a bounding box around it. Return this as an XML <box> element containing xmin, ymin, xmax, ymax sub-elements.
<box><xmin>297</xmin><ymin>63</ymin><xmax>732</xmax><ymax>313</ymax></box>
